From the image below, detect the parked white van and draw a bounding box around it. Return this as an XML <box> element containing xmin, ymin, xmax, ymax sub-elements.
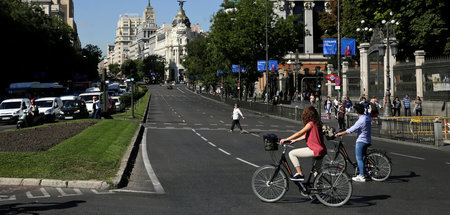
<box><xmin>0</xmin><ymin>98</ymin><xmax>31</xmax><ymax>123</ymax></box>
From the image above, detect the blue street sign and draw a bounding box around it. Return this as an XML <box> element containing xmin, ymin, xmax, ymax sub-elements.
<box><xmin>323</xmin><ymin>38</ymin><xmax>337</xmax><ymax>55</ymax></box>
<box><xmin>150</xmin><ymin>73</ymin><xmax>156</xmax><ymax>76</ymax></box>
<box><xmin>232</xmin><ymin>64</ymin><xmax>239</xmax><ymax>73</ymax></box>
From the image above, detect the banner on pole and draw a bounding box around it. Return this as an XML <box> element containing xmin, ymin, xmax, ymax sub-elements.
<box><xmin>323</xmin><ymin>38</ymin><xmax>337</xmax><ymax>55</ymax></box>
<box><xmin>341</xmin><ymin>38</ymin><xmax>356</xmax><ymax>56</ymax></box>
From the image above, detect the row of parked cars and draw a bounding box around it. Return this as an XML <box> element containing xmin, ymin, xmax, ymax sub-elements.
<box><xmin>0</xmin><ymin>91</ymin><xmax>123</xmax><ymax>124</ymax></box>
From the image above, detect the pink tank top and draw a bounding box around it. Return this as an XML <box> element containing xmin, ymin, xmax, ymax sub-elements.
<box><xmin>305</xmin><ymin>121</ymin><xmax>327</xmax><ymax>156</ymax></box>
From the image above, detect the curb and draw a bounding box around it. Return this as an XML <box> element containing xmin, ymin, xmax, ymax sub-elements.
<box><xmin>0</xmin><ymin>91</ymin><xmax>152</xmax><ymax>190</ymax></box>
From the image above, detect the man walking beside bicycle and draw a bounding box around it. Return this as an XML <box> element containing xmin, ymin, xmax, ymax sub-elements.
<box><xmin>280</xmin><ymin>106</ymin><xmax>327</xmax><ymax>181</ymax></box>
<box><xmin>335</xmin><ymin>104</ymin><xmax>371</xmax><ymax>182</ymax></box>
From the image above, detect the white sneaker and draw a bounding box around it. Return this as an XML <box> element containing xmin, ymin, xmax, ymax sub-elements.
<box><xmin>352</xmin><ymin>175</ymin><xmax>366</xmax><ymax>182</ymax></box>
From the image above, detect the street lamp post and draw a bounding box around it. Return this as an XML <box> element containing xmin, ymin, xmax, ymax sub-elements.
<box><xmin>379</xmin><ymin>12</ymin><xmax>399</xmax><ymax>117</ymax></box>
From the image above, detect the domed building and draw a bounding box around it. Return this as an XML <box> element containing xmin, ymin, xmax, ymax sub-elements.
<box><xmin>150</xmin><ymin>0</ymin><xmax>204</xmax><ymax>82</ymax></box>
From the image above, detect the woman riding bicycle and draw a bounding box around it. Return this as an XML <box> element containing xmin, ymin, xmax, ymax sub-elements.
<box><xmin>280</xmin><ymin>106</ymin><xmax>327</xmax><ymax>181</ymax></box>
<box><xmin>335</xmin><ymin>104</ymin><xmax>371</xmax><ymax>182</ymax></box>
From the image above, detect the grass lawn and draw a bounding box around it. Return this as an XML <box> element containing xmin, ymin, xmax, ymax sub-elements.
<box><xmin>113</xmin><ymin>91</ymin><xmax>150</xmax><ymax>120</ymax></box>
<box><xmin>0</xmin><ymin>119</ymin><xmax>139</xmax><ymax>183</ymax></box>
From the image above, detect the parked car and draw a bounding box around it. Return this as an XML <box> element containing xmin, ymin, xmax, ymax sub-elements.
<box><xmin>0</xmin><ymin>98</ymin><xmax>30</xmax><ymax>124</ymax></box>
<box><xmin>111</xmin><ymin>96</ymin><xmax>123</xmax><ymax>112</ymax></box>
<box><xmin>79</xmin><ymin>92</ymin><xmax>116</xmax><ymax>117</ymax></box>
<box><xmin>35</xmin><ymin>97</ymin><xmax>63</xmax><ymax>122</ymax></box>
<box><xmin>59</xmin><ymin>96</ymin><xmax>89</xmax><ymax>120</ymax></box>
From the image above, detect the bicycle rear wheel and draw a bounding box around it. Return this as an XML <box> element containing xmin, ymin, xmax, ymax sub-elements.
<box><xmin>323</xmin><ymin>152</ymin><xmax>347</xmax><ymax>171</ymax></box>
<box><xmin>314</xmin><ymin>171</ymin><xmax>352</xmax><ymax>207</ymax></box>
<box><xmin>251</xmin><ymin>165</ymin><xmax>288</xmax><ymax>203</ymax></box>
<box><xmin>366</xmin><ymin>152</ymin><xmax>392</xmax><ymax>181</ymax></box>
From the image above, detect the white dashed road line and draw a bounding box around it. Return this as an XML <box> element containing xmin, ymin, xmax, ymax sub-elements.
<box><xmin>218</xmin><ymin>148</ymin><xmax>231</xmax><ymax>156</ymax></box>
<box><xmin>56</xmin><ymin>188</ymin><xmax>82</xmax><ymax>197</ymax></box>
<box><xmin>391</xmin><ymin>152</ymin><xmax>425</xmax><ymax>160</ymax></box>
<box><xmin>236</xmin><ymin>158</ymin><xmax>260</xmax><ymax>168</ymax></box>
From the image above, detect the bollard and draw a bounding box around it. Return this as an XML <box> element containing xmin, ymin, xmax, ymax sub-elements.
<box><xmin>434</xmin><ymin>118</ymin><xmax>443</xmax><ymax>147</ymax></box>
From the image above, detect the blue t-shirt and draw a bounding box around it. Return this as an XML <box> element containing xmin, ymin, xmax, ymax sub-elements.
<box><xmin>403</xmin><ymin>98</ymin><xmax>410</xmax><ymax>108</ymax></box>
<box><xmin>344</xmin><ymin>100</ymin><xmax>353</xmax><ymax>108</ymax></box>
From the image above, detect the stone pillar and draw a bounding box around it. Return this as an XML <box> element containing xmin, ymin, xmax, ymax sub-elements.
<box><xmin>359</xmin><ymin>43</ymin><xmax>370</xmax><ymax>97</ymax></box>
<box><xmin>327</xmin><ymin>64</ymin><xmax>333</xmax><ymax>97</ymax></box>
<box><xmin>414</xmin><ymin>50</ymin><xmax>426</xmax><ymax>99</ymax></box>
<box><xmin>342</xmin><ymin>61</ymin><xmax>349</xmax><ymax>100</ymax></box>
<box><xmin>383</xmin><ymin>40</ymin><xmax>397</xmax><ymax>100</ymax></box>
<box><xmin>304</xmin><ymin>2</ymin><xmax>315</xmax><ymax>54</ymax></box>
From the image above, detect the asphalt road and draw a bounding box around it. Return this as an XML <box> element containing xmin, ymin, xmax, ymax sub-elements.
<box><xmin>1</xmin><ymin>84</ymin><xmax>450</xmax><ymax>214</ymax></box>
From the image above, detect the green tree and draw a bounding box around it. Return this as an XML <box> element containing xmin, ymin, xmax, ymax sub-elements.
<box><xmin>206</xmin><ymin>0</ymin><xmax>304</xmax><ymax>96</ymax></box>
<box><xmin>121</xmin><ymin>59</ymin><xmax>138</xmax><ymax>79</ymax></box>
<box><xmin>82</xmin><ymin>44</ymin><xmax>102</xmax><ymax>80</ymax></box>
<box><xmin>108</xmin><ymin>63</ymin><xmax>121</xmax><ymax>79</ymax></box>
<box><xmin>1</xmin><ymin>0</ymin><xmax>80</xmax><ymax>91</ymax></box>
<box><xmin>141</xmin><ymin>55</ymin><xmax>165</xmax><ymax>81</ymax></box>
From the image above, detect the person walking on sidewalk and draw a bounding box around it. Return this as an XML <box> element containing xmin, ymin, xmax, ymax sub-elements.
<box><xmin>338</xmin><ymin>100</ymin><xmax>346</xmax><ymax>131</ymax></box>
<box><xmin>333</xmin><ymin>96</ymin><xmax>339</xmax><ymax>119</ymax></box>
<box><xmin>324</xmin><ymin>96</ymin><xmax>333</xmax><ymax>119</ymax></box>
<box><xmin>229</xmin><ymin>103</ymin><xmax>245</xmax><ymax>134</ymax></box>
<box><xmin>402</xmin><ymin>94</ymin><xmax>411</xmax><ymax>116</ymax></box>
<box><xmin>414</xmin><ymin>96</ymin><xmax>423</xmax><ymax>116</ymax></box>
<box><xmin>392</xmin><ymin>97</ymin><xmax>401</xmax><ymax>116</ymax></box>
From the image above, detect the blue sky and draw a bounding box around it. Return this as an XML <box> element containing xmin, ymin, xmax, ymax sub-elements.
<box><xmin>75</xmin><ymin>0</ymin><xmax>223</xmax><ymax>56</ymax></box>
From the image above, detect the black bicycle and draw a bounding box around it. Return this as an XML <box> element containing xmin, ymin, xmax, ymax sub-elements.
<box><xmin>251</xmin><ymin>141</ymin><xmax>352</xmax><ymax>207</ymax></box>
<box><xmin>323</xmin><ymin>134</ymin><xmax>392</xmax><ymax>182</ymax></box>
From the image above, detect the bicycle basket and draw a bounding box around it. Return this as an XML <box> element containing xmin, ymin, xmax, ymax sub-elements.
<box><xmin>263</xmin><ymin>134</ymin><xmax>278</xmax><ymax>151</ymax></box>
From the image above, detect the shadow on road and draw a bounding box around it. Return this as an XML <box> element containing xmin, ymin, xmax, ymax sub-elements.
<box><xmin>0</xmin><ymin>200</ymin><xmax>86</xmax><ymax>214</ymax></box>
<box><xmin>384</xmin><ymin>171</ymin><xmax>419</xmax><ymax>183</ymax></box>
<box><xmin>346</xmin><ymin>194</ymin><xmax>391</xmax><ymax>207</ymax></box>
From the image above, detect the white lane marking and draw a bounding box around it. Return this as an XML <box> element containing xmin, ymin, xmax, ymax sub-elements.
<box><xmin>258</xmin><ymin>121</ymin><xmax>264</xmax><ymax>124</ymax></box>
<box><xmin>142</xmin><ymin>128</ymin><xmax>165</xmax><ymax>194</ymax></box>
<box><xmin>220</xmin><ymin>120</ymin><xmax>225</xmax><ymax>123</ymax></box>
<box><xmin>0</xmin><ymin>195</ymin><xmax>16</xmax><ymax>201</ymax></box>
<box><xmin>236</xmin><ymin>158</ymin><xmax>259</xmax><ymax>168</ymax></box>
<box><xmin>445</xmin><ymin>162</ymin><xmax>450</xmax><ymax>165</ymax></box>
<box><xmin>112</xmin><ymin>189</ymin><xmax>160</xmax><ymax>194</ymax></box>
<box><xmin>251</xmin><ymin>133</ymin><xmax>260</xmax><ymax>138</ymax></box>
<box><xmin>183</xmin><ymin>120</ymin><xmax>186</xmax><ymax>123</ymax></box>
<box><xmin>26</xmin><ymin>188</ymin><xmax>50</xmax><ymax>199</ymax></box>
<box><xmin>56</xmin><ymin>188</ymin><xmax>82</xmax><ymax>196</ymax></box>
<box><xmin>391</xmin><ymin>152</ymin><xmax>425</xmax><ymax>160</ymax></box>
<box><xmin>218</xmin><ymin>148</ymin><xmax>231</xmax><ymax>155</ymax></box>
<box><xmin>177</xmin><ymin>88</ymin><xmax>185</xmax><ymax>94</ymax></box>
<box><xmin>208</xmin><ymin>142</ymin><xmax>217</xmax><ymax>147</ymax></box>
<box><xmin>201</xmin><ymin>137</ymin><xmax>207</xmax><ymax>141</ymax></box>
<box><xmin>91</xmin><ymin>189</ymin><xmax>114</xmax><ymax>194</ymax></box>
<box><xmin>194</xmin><ymin>123</ymin><xmax>202</xmax><ymax>126</ymax></box>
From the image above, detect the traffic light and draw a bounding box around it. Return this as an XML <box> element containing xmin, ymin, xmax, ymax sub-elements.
<box><xmin>317</xmin><ymin>79</ymin><xmax>322</xmax><ymax>89</ymax></box>
<box><xmin>130</xmin><ymin>78</ymin><xmax>135</xmax><ymax>82</ymax></box>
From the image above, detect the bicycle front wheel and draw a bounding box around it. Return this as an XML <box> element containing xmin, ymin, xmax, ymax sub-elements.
<box><xmin>366</xmin><ymin>152</ymin><xmax>392</xmax><ymax>181</ymax></box>
<box><xmin>314</xmin><ymin>171</ymin><xmax>352</xmax><ymax>207</ymax></box>
<box><xmin>323</xmin><ymin>151</ymin><xmax>347</xmax><ymax>171</ymax></box>
<box><xmin>251</xmin><ymin>165</ymin><xmax>288</xmax><ymax>203</ymax></box>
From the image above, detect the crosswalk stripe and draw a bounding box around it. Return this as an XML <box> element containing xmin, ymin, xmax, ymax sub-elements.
<box><xmin>56</xmin><ymin>188</ymin><xmax>82</xmax><ymax>196</ymax></box>
<box><xmin>26</xmin><ymin>188</ymin><xmax>50</xmax><ymax>199</ymax></box>
<box><xmin>0</xmin><ymin>195</ymin><xmax>16</xmax><ymax>201</ymax></box>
